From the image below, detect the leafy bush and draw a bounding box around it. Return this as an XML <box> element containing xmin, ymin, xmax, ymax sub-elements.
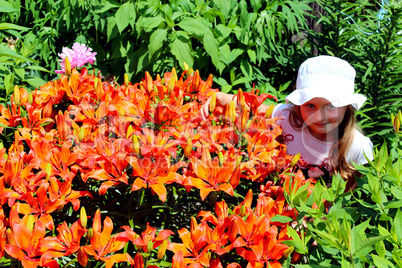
<box><xmin>1</xmin><ymin>0</ymin><xmax>313</xmax><ymax>100</ymax></box>
<box><xmin>293</xmin><ymin>140</ymin><xmax>402</xmax><ymax>267</ymax></box>
<box><xmin>306</xmin><ymin>0</ymin><xmax>402</xmax><ymax>151</ymax></box>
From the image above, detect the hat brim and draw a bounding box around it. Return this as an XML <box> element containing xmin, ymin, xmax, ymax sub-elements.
<box><xmin>285</xmin><ymin>89</ymin><xmax>367</xmax><ymax>110</ymax></box>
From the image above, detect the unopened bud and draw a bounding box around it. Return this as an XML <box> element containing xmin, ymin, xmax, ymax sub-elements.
<box><xmin>265</xmin><ymin>104</ymin><xmax>275</xmax><ymax>118</ymax></box>
<box><xmin>79</xmin><ymin>127</ymin><xmax>85</xmax><ymax>142</ymax></box>
<box><xmin>229</xmin><ymin>101</ymin><xmax>236</xmax><ymax>123</ymax></box>
<box><xmin>27</xmin><ymin>93</ymin><xmax>33</xmax><ymax>105</ymax></box>
<box><xmin>235</xmin><ymin>155</ymin><xmax>242</xmax><ymax>167</ymax></box>
<box><xmin>6</xmin><ymin>229</ymin><xmax>15</xmax><ymax>245</ymax></box>
<box><xmin>45</xmin><ymin>163</ymin><xmax>52</xmax><ymax>180</ymax></box>
<box><xmin>87</xmin><ymin>228</ymin><xmax>94</xmax><ymax>239</ymax></box>
<box><xmin>218</xmin><ymin>151</ymin><xmax>224</xmax><ymax>166</ymax></box>
<box><xmin>147</xmin><ymin>241</ymin><xmax>154</xmax><ymax>253</ymax></box>
<box><xmin>184</xmin><ymin>137</ymin><xmax>192</xmax><ymax>157</ymax></box>
<box><xmin>13</xmin><ymin>85</ymin><xmax>20</xmax><ymax>105</ymax></box>
<box><xmin>80</xmin><ymin>207</ymin><xmax>87</xmax><ymax>228</ymax></box>
<box><xmin>289</xmin><ymin>153</ymin><xmax>301</xmax><ymax>168</ymax></box>
<box><xmin>183</xmin><ymin>62</ymin><xmax>189</xmax><ymax>71</ymax></box>
<box><xmin>209</xmin><ymin>92</ymin><xmax>216</xmax><ymax>114</ymax></box>
<box><xmin>77</xmin><ymin>247</ymin><xmax>88</xmax><ymax>267</ymax></box>
<box><xmin>64</xmin><ymin>57</ymin><xmax>72</xmax><ymax>76</ymax></box>
<box><xmin>27</xmin><ymin>215</ymin><xmax>35</xmax><ymax>232</ymax></box>
<box><xmin>157</xmin><ymin>240</ymin><xmax>168</xmax><ymax>259</ymax></box>
<box><xmin>124</xmin><ymin>73</ymin><xmax>130</xmax><ymax>87</ymax></box>
<box><xmin>239</xmin><ymin>205</ymin><xmax>246</xmax><ymax>217</ymax></box>
<box><xmin>283</xmin><ymin>246</ymin><xmax>294</xmax><ymax>258</ymax></box>
<box><xmin>132</xmin><ymin>135</ymin><xmax>140</xmax><ymax>155</ymax></box>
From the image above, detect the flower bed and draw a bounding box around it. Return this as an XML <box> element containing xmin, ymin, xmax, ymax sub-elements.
<box><xmin>0</xmin><ymin>66</ymin><xmax>315</xmax><ymax>267</ymax></box>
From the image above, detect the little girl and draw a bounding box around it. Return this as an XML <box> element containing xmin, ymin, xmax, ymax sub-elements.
<box><xmin>200</xmin><ymin>55</ymin><xmax>374</xmax><ymax>184</ymax></box>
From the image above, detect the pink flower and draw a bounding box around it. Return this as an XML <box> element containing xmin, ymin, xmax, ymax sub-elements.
<box><xmin>55</xmin><ymin>42</ymin><xmax>97</xmax><ymax>74</ymax></box>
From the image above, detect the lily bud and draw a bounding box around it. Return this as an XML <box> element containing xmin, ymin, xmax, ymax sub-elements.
<box><xmin>168</xmin><ymin>70</ymin><xmax>177</xmax><ymax>92</ymax></box>
<box><xmin>283</xmin><ymin>246</ymin><xmax>294</xmax><ymax>258</ymax></box>
<box><xmin>80</xmin><ymin>206</ymin><xmax>87</xmax><ymax>228</ymax></box>
<box><xmin>6</xmin><ymin>229</ymin><xmax>15</xmax><ymax>245</ymax></box>
<box><xmin>218</xmin><ymin>151</ymin><xmax>224</xmax><ymax>166</ymax></box>
<box><xmin>392</xmin><ymin>111</ymin><xmax>401</xmax><ymax>134</ymax></box>
<box><xmin>64</xmin><ymin>57</ymin><xmax>72</xmax><ymax>76</ymax></box>
<box><xmin>157</xmin><ymin>240</ymin><xmax>168</xmax><ymax>259</ymax></box>
<box><xmin>79</xmin><ymin>126</ymin><xmax>85</xmax><ymax>142</ymax></box>
<box><xmin>183</xmin><ymin>62</ymin><xmax>189</xmax><ymax>72</ymax></box>
<box><xmin>27</xmin><ymin>215</ymin><xmax>35</xmax><ymax>232</ymax></box>
<box><xmin>95</xmin><ymin>78</ymin><xmax>104</xmax><ymax>100</ymax></box>
<box><xmin>237</xmin><ymin>89</ymin><xmax>246</xmax><ymax>112</ymax></box>
<box><xmin>289</xmin><ymin>153</ymin><xmax>301</xmax><ymax>168</ymax></box>
<box><xmin>124</xmin><ymin>73</ymin><xmax>130</xmax><ymax>87</ymax></box>
<box><xmin>147</xmin><ymin>241</ymin><xmax>154</xmax><ymax>253</ymax></box>
<box><xmin>229</xmin><ymin>101</ymin><xmax>236</xmax><ymax>123</ymax></box>
<box><xmin>132</xmin><ymin>135</ymin><xmax>140</xmax><ymax>155</ymax></box>
<box><xmin>209</xmin><ymin>92</ymin><xmax>216</xmax><ymax>114</ymax></box>
<box><xmin>27</xmin><ymin>93</ymin><xmax>33</xmax><ymax>105</ymax></box>
<box><xmin>239</xmin><ymin>205</ymin><xmax>246</xmax><ymax>217</ymax></box>
<box><xmin>222</xmin><ymin>103</ymin><xmax>230</xmax><ymax>125</ymax></box>
<box><xmin>240</xmin><ymin>108</ymin><xmax>248</xmax><ymax>132</ymax></box>
<box><xmin>235</xmin><ymin>155</ymin><xmax>242</xmax><ymax>167</ymax></box>
<box><xmin>45</xmin><ymin>162</ymin><xmax>52</xmax><ymax>180</ymax></box>
<box><xmin>13</xmin><ymin>85</ymin><xmax>20</xmax><ymax>105</ymax></box>
<box><xmin>184</xmin><ymin>137</ymin><xmax>192</xmax><ymax>157</ymax></box>
<box><xmin>265</xmin><ymin>104</ymin><xmax>275</xmax><ymax>118</ymax></box>
<box><xmin>86</xmin><ymin>228</ymin><xmax>94</xmax><ymax>239</ymax></box>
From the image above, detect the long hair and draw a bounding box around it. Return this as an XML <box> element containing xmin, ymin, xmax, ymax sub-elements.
<box><xmin>288</xmin><ymin>104</ymin><xmax>357</xmax><ymax>179</ymax></box>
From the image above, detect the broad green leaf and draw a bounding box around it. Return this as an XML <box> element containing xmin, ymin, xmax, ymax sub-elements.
<box><xmin>149</xmin><ymin>29</ymin><xmax>168</xmax><ymax>58</ymax></box>
<box><xmin>282</xmin><ymin>225</ymin><xmax>306</xmax><ymax>254</ymax></box>
<box><xmin>372</xmin><ymin>254</ymin><xmax>396</xmax><ymax>268</ymax></box>
<box><xmin>0</xmin><ymin>0</ymin><xmax>18</xmax><ymax>13</ymax></box>
<box><xmin>270</xmin><ymin>214</ymin><xmax>293</xmax><ymax>224</ymax></box>
<box><xmin>25</xmin><ymin>76</ymin><xmax>47</xmax><ymax>88</ymax></box>
<box><xmin>106</xmin><ymin>16</ymin><xmax>119</xmax><ymax>42</ymax></box>
<box><xmin>393</xmin><ymin>209</ymin><xmax>402</xmax><ymax>242</ymax></box>
<box><xmin>115</xmin><ymin>2</ymin><xmax>136</xmax><ymax>33</ymax></box>
<box><xmin>25</xmin><ymin>65</ymin><xmax>50</xmax><ymax>73</ymax></box>
<box><xmin>0</xmin><ymin>45</ymin><xmax>35</xmax><ymax>63</ymax></box>
<box><xmin>170</xmin><ymin>32</ymin><xmax>193</xmax><ymax>70</ymax></box>
<box><xmin>354</xmin><ymin>235</ymin><xmax>388</xmax><ymax>258</ymax></box>
<box><xmin>178</xmin><ymin>17</ymin><xmax>213</xmax><ymax>36</ymax></box>
<box><xmin>232</xmin><ymin>77</ymin><xmax>254</xmax><ymax>86</ymax></box>
<box><xmin>203</xmin><ymin>34</ymin><xmax>225</xmax><ymax>73</ymax></box>
<box><xmin>136</xmin><ymin>16</ymin><xmax>165</xmax><ymax>32</ymax></box>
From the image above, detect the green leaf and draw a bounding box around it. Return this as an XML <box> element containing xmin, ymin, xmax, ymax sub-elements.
<box><xmin>372</xmin><ymin>254</ymin><xmax>396</xmax><ymax>268</ymax></box>
<box><xmin>0</xmin><ymin>23</ymin><xmax>30</xmax><ymax>31</ymax></box>
<box><xmin>115</xmin><ymin>2</ymin><xmax>136</xmax><ymax>33</ymax></box>
<box><xmin>354</xmin><ymin>235</ymin><xmax>388</xmax><ymax>258</ymax></box>
<box><xmin>178</xmin><ymin>18</ymin><xmax>213</xmax><ymax>36</ymax></box>
<box><xmin>393</xmin><ymin>209</ymin><xmax>402</xmax><ymax>243</ymax></box>
<box><xmin>136</xmin><ymin>16</ymin><xmax>165</xmax><ymax>32</ymax></box>
<box><xmin>282</xmin><ymin>225</ymin><xmax>306</xmax><ymax>254</ymax></box>
<box><xmin>0</xmin><ymin>0</ymin><xmax>18</xmax><ymax>13</ymax></box>
<box><xmin>0</xmin><ymin>45</ymin><xmax>35</xmax><ymax>63</ymax></box>
<box><xmin>271</xmin><ymin>214</ymin><xmax>293</xmax><ymax>224</ymax></box>
<box><xmin>170</xmin><ymin>31</ymin><xmax>193</xmax><ymax>71</ymax></box>
<box><xmin>149</xmin><ymin>28</ymin><xmax>168</xmax><ymax>58</ymax></box>
<box><xmin>25</xmin><ymin>76</ymin><xmax>47</xmax><ymax>88</ymax></box>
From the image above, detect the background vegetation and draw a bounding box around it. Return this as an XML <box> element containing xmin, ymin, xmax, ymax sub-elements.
<box><xmin>1</xmin><ymin>0</ymin><xmax>401</xmax><ymax>267</ymax></box>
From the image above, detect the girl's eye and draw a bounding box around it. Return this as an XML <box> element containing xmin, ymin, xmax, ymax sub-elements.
<box><xmin>326</xmin><ymin>104</ymin><xmax>335</xmax><ymax>109</ymax></box>
<box><xmin>306</xmin><ymin>104</ymin><xmax>315</xmax><ymax>109</ymax></box>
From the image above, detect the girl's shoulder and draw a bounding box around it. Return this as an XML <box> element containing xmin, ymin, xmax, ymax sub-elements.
<box><xmin>272</xmin><ymin>103</ymin><xmax>293</xmax><ymax>118</ymax></box>
<box><xmin>346</xmin><ymin>129</ymin><xmax>374</xmax><ymax>164</ymax></box>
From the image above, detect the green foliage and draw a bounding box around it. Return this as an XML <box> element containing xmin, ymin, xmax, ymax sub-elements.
<box><xmin>0</xmin><ymin>0</ymin><xmax>314</xmax><ymax>102</ymax></box>
<box><xmin>291</xmin><ymin>142</ymin><xmax>402</xmax><ymax>267</ymax></box>
<box><xmin>306</xmin><ymin>0</ymin><xmax>402</xmax><ymax>150</ymax></box>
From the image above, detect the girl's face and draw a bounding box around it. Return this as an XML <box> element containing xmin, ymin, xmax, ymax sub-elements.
<box><xmin>299</xmin><ymin>98</ymin><xmax>347</xmax><ymax>141</ymax></box>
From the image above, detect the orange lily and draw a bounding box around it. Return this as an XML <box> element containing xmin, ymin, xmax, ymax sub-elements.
<box><xmin>82</xmin><ymin>209</ymin><xmax>133</xmax><ymax>268</ymax></box>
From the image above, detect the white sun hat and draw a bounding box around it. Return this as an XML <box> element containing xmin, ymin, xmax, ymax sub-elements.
<box><xmin>286</xmin><ymin>55</ymin><xmax>367</xmax><ymax>110</ymax></box>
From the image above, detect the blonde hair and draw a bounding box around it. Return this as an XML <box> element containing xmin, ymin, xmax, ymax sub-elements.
<box><xmin>288</xmin><ymin>105</ymin><xmax>357</xmax><ymax>179</ymax></box>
